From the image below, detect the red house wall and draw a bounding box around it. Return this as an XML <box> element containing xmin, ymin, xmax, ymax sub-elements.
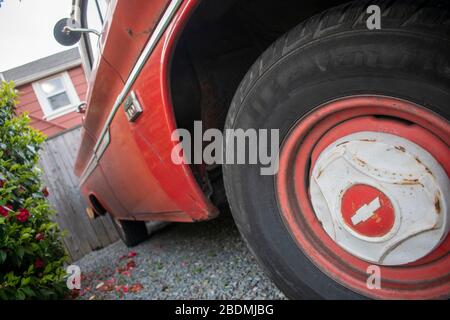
<box><xmin>15</xmin><ymin>66</ymin><xmax>87</xmax><ymax>138</ymax></box>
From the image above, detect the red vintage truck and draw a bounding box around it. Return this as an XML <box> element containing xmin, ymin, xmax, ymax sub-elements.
<box><xmin>54</xmin><ymin>0</ymin><xmax>449</xmax><ymax>299</ymax></box>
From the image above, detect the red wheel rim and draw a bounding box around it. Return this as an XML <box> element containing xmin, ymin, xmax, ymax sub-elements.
<box><xmin>276</xmin><ymin>96</ymin><xmax>450</xmax><ymax>299</ymax></box>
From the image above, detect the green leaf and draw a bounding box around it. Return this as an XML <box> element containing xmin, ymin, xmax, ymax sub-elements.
<box><xmin>20</xmin><ymin>277</ymin><xmax>30</xmax><ymax>286</ymax></box>
<box><xmin>16</xmin><ymin>289</ymin><xmax>26</xmax><ymax>300</ymax></box>
<box><xmin>20</xmin><ymin>232</ymin><xmax>32</xmax><ymax>241</ymax></box>
<box><xmin>20</xmin><ymin>287</ymin><xmax>35</xmax><ymax>297</ymax></box>
<box><xmin>17</xmin><ymin>247</ymin><xmax>25</xmax><ymax>261</ymax></box>
<box><xmin>0</xmin><ymin>250</ymin><xmax>6</xmax><ymax>264</ymax></box>
<box><xmin>44</xmin><ymin>263</ymin><xmax>53</xmax><ymax>274</ymax></box>
<box><xmin>0</xmin><ymin>81</ymin><xmax>68</xmax><ymax>300</ymax></box>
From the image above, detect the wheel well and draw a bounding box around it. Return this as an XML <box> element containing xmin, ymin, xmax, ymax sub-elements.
<box><xmin>170</xmin><ymin>0</ymin><xmax>348</xmax><ymax>134</ymax></box>
<box><xmin>169</xmin><ymin>0</ymin><xmax>349</xmax><ymax>202</ymax></box>
<box><xmin>89</xmin><ymin>194</ymin><xmax>107</xmax><ymax>216</ymax></box>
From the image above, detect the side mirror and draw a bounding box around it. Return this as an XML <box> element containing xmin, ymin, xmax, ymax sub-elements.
<box><xmin>54</xmin><ymin>18</ymin><xmax>101</xmax><ymax>46</ymax></box>
<box><xmin>54</xmin><ymin>18</ymin><xmax>82</xmax><ymax>46</ymax></box>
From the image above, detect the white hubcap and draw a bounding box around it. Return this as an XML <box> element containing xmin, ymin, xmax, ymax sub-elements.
<box><xmin>310</xmin><ymin>132</ymin><xmax>449</xmax><ymax>265</ymax></box>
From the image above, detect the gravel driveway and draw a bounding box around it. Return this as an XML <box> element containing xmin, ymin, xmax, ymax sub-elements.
<box><xmin>73</xmin><ymin>210</ymin><xmax>287</xmax><ymax>300</ymax></box>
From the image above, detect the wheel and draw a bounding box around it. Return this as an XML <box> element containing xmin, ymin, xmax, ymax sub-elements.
<box><xmin>112</xmin><ymin>219</ymin><xmax>148</xmax><ymax>247</ymax></box>
<box><xmin>223</xmin><ymin>0</ymin><xmax>450</xmax><ymax>299</ymax></box>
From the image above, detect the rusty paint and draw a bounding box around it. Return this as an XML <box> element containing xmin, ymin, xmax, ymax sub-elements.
<box><xmin>359</xmin><ymin>139</ymin><xmax>376</xmax><ymax>142</ymax></box>
<box><xmin>316</xmin><ymin>168</ymin><xmax>324</xmax><ymax>179</ymax></box>
<box><xmin>415</xmin><ymin>156</ymin><xmax>434</xmax><ymax>176</ymax></box>
<box><xmin>395</xmin><ymin>146</ymin><xmax>406</xmax><ymax>152</ymax></box>
<box><xmin>398</xmin><ymin>179</ymin><xmax>421</xmax><ymax>185</ymax></box>
<box><xmin>435</xmin><ymin>194</ymin><xmax>441</xmax><ymax>214</ymax></box>
<box><xmin>126</xmin><ymin>27</ymin><xmax>156</xmax><ymax>38</ymax></box>
<box><xmin>354</xmin><ymin>157</ymin><xmax>367</xmax><ymax>166</ymax></box>
<box><xmin>336</xmin><ymin>141</ymin><xmax>349</xmax><ymax>147</ymax></box>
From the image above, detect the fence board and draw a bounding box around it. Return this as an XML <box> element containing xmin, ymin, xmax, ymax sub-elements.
<box><xmin>38</xmin><ymin>127</ymin><xmax>119</xmax><ymax>261</ymax></box>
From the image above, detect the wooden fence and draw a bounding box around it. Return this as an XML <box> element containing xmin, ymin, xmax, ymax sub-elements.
<box><xmin>39</xmin><ymin>126</ymin><xmax>119</xmax><ymax>261</ymax></box>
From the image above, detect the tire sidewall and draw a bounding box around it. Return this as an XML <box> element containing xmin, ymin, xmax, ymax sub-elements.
<box><xmin>223</xmin><ymin>30</ymin><xmax>450</xmax><ymax>299</ymax></box>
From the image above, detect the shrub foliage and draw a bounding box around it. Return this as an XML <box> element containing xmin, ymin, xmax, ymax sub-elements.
<box><xmin>0</xmin><ymin>82</ymin><xmax>68</xmax><ymax>299</ymax></box>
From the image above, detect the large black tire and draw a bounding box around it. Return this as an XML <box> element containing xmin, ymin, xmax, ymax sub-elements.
<box><xmin>113</xmin><ymin>219</ymin><xmax>148</xmax><ymax>247</ymax></box>
<box><xmin>223</xmin><ymin>0</ymin><xmax>450</xmax><ymax>299</ymax></box>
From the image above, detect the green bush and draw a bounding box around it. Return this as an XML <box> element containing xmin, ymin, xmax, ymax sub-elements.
<box><xmin>0</xmin><ymin>81</ymin><xmax>68</xmax><ymax>299</ymax></box>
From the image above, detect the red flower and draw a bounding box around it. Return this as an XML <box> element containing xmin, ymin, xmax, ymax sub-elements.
<box><xmin>119</xmin><ymin>251</ymin><xmax>138</xmax><ymax>261</ymax></box>
<box><xmin>121</xmin><ymin>270</ymin><xmax>131</xmax><ymax>277</ymax></box>
<box><xmin>42</xmin><ymin>187</ymin><xmax>49</xmax><ymax>197</ymax></box>
<box><xmin>127</xmin><ymin>251</ymin><xmax>137</xmax><ymax>258</ymax></box>
<box><xmin>126</xmin><ymin>260</ymin><xmax>136</xmax><ymax>270</ymax></box>
<box><xmin>130</xmin><ymin>283</ymin><xmax>143</xmax><ymax>293</ymax></box>
<box><xmin>35</xmin><ymin>233</ymin><xmax>45</xmax><ymax>241</ymax></box>
<box><xmin>34</xmin><ymin>258</ymin><xmax>44</xmax><ymax>269</ymax></box>
<box><xmin>0</xmin><ymin>179</ymin><xmax>5</xmax><ymax>188</ymax></box>
<box><xmin>0</xmin><ymin>205</ymin><xmax>13</xmax><ymax>217</ymax></box>
<box><xmin>16</xmin><ymin>208</ymin><xmax>30</xmax><ymax>222</ymax></box>
<box><xmin>0</xmin><ymin>206</ymin><xmax>9</xmax><ymax>217</ymax></box>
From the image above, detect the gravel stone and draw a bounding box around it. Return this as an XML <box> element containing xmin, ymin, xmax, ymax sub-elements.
<box><xmin>73</xmin><ymin>211</ymin><xmax>287</xmax><ymax>300</ymax></box>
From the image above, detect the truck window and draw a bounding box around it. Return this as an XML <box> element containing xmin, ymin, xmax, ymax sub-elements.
<box><xmin>84</xmin><ymin>0</ymin><xmax>110</xmax><ymax>65</ymax></box>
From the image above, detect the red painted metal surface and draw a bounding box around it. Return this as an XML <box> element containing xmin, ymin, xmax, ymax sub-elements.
<box><xmin>276</xmin><ymin>96</ymin><xmax>450</xmax><ymax>299</ymax></box>
<box><xmin>341</xmin><ymin>184</ymin><xmax>395</xmax><ymax>238</ymax></box>
<box><xmin>100</xmin><ymin>0</ymin><xmax>170</xmax><ymax>82</ymax></box>
<box><xmin>74</xmin><ymin>56</ymin><xmax>123</xmax><ymax>175</ymax></box>
<box><xmin>74</xmin><ymin>0</ymin><xmax>217</xmax><ymax>222</ymax></box>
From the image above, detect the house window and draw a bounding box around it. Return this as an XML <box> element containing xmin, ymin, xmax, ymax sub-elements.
<box><xmin>32</xmin><ymin>72</ymin><xmax>80</xmax><ymax>120</ymax></box>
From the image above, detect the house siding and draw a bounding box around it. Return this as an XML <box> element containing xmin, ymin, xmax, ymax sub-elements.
<box><xmin>15</xmin><ymin>66</ymin><xmax>87</xmax><ymax>137</ymax></box>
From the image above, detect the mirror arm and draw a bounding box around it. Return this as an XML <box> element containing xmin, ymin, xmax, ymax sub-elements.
<box><xmin>63</xmin><ymin>26</ymin><xmax>101</xmax><ymax>37</ymax></box>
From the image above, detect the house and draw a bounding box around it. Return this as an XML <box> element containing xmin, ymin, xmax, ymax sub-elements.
<box><xmin>0</xmin><ymin>48</ymin><xmax>117</xmax><ymax>259</ymax></box>
<box><xmin>0</xmin><ymin>48</ymin><xmax>87</xmax><ymax>137</ymax></box>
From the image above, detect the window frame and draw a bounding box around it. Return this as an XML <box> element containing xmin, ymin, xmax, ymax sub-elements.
<box><xmin>80</xmin><ymin>0</ymin><xmax>111</xmax><ymax>76</ymax></box>
<box><xmin>32</xmin><ymin>72</ymin><xmax>81</xmax><ymax>120</ymax></box>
